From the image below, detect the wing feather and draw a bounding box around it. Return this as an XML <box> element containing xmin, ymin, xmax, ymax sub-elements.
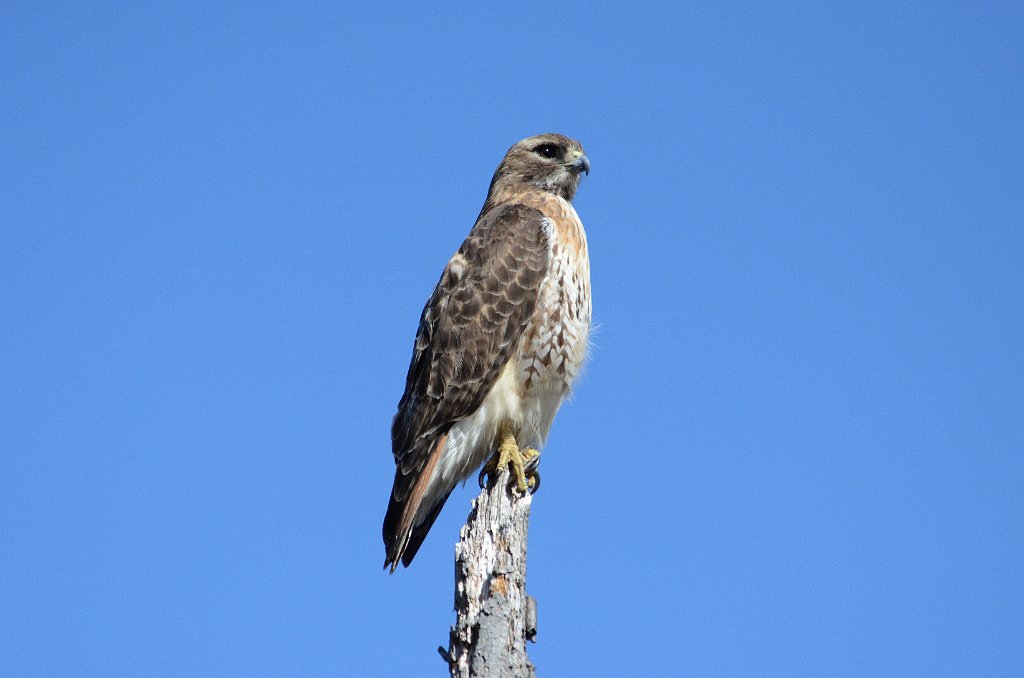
<box><xmin>383</xmin><ymin>202</ymin><xmax>550</xmax><ymax>568</ymax></box>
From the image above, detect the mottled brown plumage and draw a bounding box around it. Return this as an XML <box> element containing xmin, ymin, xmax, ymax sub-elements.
<box><xmin>384</xmin><ymin>134</ymin><xmax>592</xmax><ymax>571</ymax></box>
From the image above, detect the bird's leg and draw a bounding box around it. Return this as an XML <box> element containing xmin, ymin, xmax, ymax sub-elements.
<box><xmin>478</xmin><ymin>423</ymin><xmax>540</xmax><ymax>493</ymax></box>
<box><xmin>500</xmin><ymin>426</ymin><xmax>539</xmax><ymax>493</ymax></box>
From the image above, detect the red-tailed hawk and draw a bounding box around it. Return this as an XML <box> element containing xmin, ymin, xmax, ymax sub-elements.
<box><xmin>383</xmin><ymin>134</ymin><xmax>592</xmax><ymax>571</ymax></box>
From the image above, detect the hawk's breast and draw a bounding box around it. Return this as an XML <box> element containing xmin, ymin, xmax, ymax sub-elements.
<box><xmin>517</xmin><ymin>197</ymin><xmax>591</xmax><ymax>398</ymax></box>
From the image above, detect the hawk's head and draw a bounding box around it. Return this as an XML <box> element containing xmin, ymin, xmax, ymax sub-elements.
<box><xmin>486</xmin><ymin>133</ymin><xmax>590</xmax><ymax>205</ymax></box>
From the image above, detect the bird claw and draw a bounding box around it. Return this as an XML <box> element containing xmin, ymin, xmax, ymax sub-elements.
<box><xmin>478</xmin><ymin>429</ymin><xmax>541</xmax><ymax>494</ymax></box>
<box><xmin>478</xmin><ymin>463</ymin><xmax>541</xmax><ymax>494</ymax></box>
<box><xmin>522</xmin><ymin>450</ymin><xmax>541</xmax><ymax>494</ymax></box>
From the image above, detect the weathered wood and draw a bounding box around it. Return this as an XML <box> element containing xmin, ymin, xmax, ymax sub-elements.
<box><xmin>446</xmin><ymin>467</ymin><xmax>537</xmax><ymax>678</ymax></box>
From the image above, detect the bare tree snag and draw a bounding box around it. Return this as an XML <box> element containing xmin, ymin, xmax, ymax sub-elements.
<box><xmin>445</xmin><ymin>466</ymin><xmax>537</xmax><ymax>678</ymax></box>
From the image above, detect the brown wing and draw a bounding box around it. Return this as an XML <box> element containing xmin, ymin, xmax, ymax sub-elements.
<box><xmin>383</xmin><ymin>202</ymin><xmax>550</xmax><ymax>569</ymax></box>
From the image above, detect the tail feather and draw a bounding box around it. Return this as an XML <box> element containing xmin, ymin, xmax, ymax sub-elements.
<box><xmin>382</xmin><ymin>434</ymin><xmax>448</xmax><ymax>571</ymax></box>
<box><xmin>395</xmin><ymin>488</ymin><xmax>453</xmax><ymax>568</ymax></box>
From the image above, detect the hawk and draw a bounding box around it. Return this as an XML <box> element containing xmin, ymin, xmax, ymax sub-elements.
<box><xmin>383</xmin><ymin>133</ymin><xmax>592</xmax><ymax>571</ymax></box>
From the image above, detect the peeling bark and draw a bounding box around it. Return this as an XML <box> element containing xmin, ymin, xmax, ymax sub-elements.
<box><xmin>446</xmin><ymin>467</ymin><xmax>536</xmax><ymax>678</ymax></box>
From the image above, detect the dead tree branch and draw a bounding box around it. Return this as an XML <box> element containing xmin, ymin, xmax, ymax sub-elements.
<box><xmin>445</xmin><ymin>466</ymin><xmax>537</xmax><ymax>678</ymax></box>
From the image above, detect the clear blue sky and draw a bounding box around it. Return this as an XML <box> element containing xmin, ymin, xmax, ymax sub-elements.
<box><xmin>2</xmin><ymin>2</ymin><xmax>1021</xmax><ymax>676</ymax></box>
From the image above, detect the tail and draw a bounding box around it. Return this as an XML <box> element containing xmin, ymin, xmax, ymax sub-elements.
<box><xmin>382</xmin><ymin>434</ymin><xmax>450</xmax><ymax>572</ymax></box>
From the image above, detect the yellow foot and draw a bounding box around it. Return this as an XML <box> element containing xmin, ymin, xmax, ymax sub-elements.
<box><xmin>478</xmin><ymin>424</ymin><xmax>541</xmax><ymax>493</ymax></box>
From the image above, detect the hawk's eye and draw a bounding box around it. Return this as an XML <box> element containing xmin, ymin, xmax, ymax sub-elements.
<box><xmin>534</xmin><ymin>144</ymin><xmax>560</xmax><ymax>159</ymax></box>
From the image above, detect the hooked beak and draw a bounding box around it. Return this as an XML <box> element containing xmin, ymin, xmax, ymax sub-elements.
<box><xmin>569</xmin><ymin>152</ymin><xmax>590</xmax><ymax>176</ymax></box>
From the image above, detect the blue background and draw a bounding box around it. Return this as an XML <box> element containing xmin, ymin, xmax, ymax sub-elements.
<box><xmin>2</xmin><ymin>2</ymin><xmax>1021</xmax><ymax>676</ymax></box>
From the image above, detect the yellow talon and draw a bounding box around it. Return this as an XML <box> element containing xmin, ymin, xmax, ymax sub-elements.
<box><xmin>478</xmin><ymin>424</ymin><xmax>541</xmax><ymax>493</ymax></box>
